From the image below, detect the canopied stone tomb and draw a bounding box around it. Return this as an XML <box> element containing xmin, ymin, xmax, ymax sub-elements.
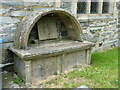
<box><xmin>9</xmin><ymin>8</ymin><xmax>94</xmax><ymax>86</ymax></box>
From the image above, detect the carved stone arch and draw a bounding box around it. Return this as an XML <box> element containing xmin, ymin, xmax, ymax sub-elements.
<box><xmin>14</xmin><ymin>8</ymin><xmax>83</xmax><ymax>49</ymax></box>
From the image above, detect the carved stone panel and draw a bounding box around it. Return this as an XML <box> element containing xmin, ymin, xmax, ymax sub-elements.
<box><xmin>37</xmin><ymin>16</ymin><xmax>58</xmax><ymax>40</ymax></box>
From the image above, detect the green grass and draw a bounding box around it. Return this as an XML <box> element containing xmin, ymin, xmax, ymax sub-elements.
<box><xmin>42</xmin><ymin>48</ymin><xmax>119</xmax><ymax>88</ymax></box>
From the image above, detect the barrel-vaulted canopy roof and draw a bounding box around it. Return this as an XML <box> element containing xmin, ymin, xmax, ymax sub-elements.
<box><xmin>14</xmin><ymin>8</ymin><xmax>83</xmax><ymax>49</ymax></box>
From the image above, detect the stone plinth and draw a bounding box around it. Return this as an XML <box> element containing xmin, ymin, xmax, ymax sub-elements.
<box><xmin>9</xmin><ymin>41</ymin><xmax>94</xmax><ymax>85</ymax></box>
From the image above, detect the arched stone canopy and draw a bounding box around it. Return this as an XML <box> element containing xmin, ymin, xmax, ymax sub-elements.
<box><xmin>14</xmin><ymin>8</ymin><xmax>83</xmax><ymax>49</ymax></box>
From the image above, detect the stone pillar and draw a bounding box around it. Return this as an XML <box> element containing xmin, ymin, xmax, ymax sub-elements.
<box><xmin>98</xmin><ymin>0</ymin><xmax>103</xmax><ymax>14</ymax></box>
<box><xmin>86</xmin><ymin>0</ymin><xmax>91</xmax><ymax>14</ymax></box>
<box><xmin>113</xmin><ymin>0</ymin><xmax>117</xmax><ymax>18</ymax></box>
<box><xmin>71</xmin><ymin>0</ymin><xmax>78</xmax><ymax>17</ymax></box>
<box><xmin>109</xmin><ymin>0</ymin><xmax>115</xmax><ymax>15</ymax></box>
<box><xmin>86</xmin><ymin>49</ymin><xmax>92</xmax><ymax>65</ymax></box>
<box><xmin>55</xmin><ymin>0</ymin><xmax>61</xmax><ymax>8</ymax></box>
<box><xmin>25</xmin><ymin>61</ymin><xmax>32</xmax><ymax>87</ymax></box>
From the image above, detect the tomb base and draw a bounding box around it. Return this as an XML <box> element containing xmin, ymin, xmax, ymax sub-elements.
<box><xmin>9</xmin><ymin>41</ymin><xmax>94</xmax><ymax>85</ymax></box>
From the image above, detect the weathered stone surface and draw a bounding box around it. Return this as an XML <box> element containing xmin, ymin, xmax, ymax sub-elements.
<box><xmin>109</xmin><ymin>25</ymin><xmax>117</xmax><ymax>31</ymax></box>
<box><xmin>34</xmin><ymin>8</ymin><xmax>51</xmax><ymax>11</ymax></box>
<box><xmin>96</xmin><ymin>22</ymin><xmax>107</xmax><ymax>26</ymax></box>
<box><xmin>97</xmin><ymin>36</ymin><xmax>105</xmax><ymax>42</ymax></box>
<box><xmin>14</xmin><ymin>8</ymin><xmax>82</xmax><ymax>49</ymax></box>
<box><xmin>90</xmin><ymin>27</ymin><xmax>102</xmax><ymax>33</ymax></box>
<box><xmin>0</xmin><ymin>24</ymin><xmax>16</xmax><ymax>30</ymax></box>
<box><xmin>0</xmin><ymin>34</ymin><xmax>14</xmax><ymax>43</ymax></box>
<box><xmin>90</xmin><ymin>23</ymin><xmax>96</xmax><ymax>27</ymax></box>
<box><xmin>103</xmin><ymin>39</ymin><xmax>119</xmax><ymax>46</ymax></box>
<box><xmin>0</xmin><ymin>27</ymin><xmax>16</xmax><ymax>34</ymax></box>
<box><xmin>60</xmin><ymin>2</ymin><xmax>72</xmax><ymax>12</ymax></box>
<box><xmin>23</xmin><ymin>2</ymin><xmax>55</xmax><ymax>7</ymax></box>
<box><xmin>10</xmin><ymin>11</ymin><xmax>31</xmax><ymax>16</ymax></box>
<box><xmin>37</xmin><ymin>16</ymin><xmax>58</xmax><ymax>40</ymax></box>
<box><xmin>9</xmin><ymin>41</ymin><xmax>95</xmax><ymax>60</ymax></box>
<box><xmin>91</xmin><ymin>37</ymin><xmax>99</xmax><ymax>43</ymax></box>
<box><xmin>1</xmin><ymin>49</ymin><xmax>13</xmax><ymax>64</ymax></box>
<box><xmin>101</xmin><ymin>31</ymin><xmax>113</xmax><ymax>36</ymax></box>
<box><xmin>89</xmin><ymin>15</ymin><xmax>113</xmax><ymax>20</ymax></box>
<box><xmin>0</xmin><ymin>42</ymin><xmax>13</xmax><ymax>50</ymax></box>
<box><xmin>62</xmin><ymin>50</ymin><xmax>86</xmax><ymax>72</ymax></box>
<box><xmin>61</xmin><ymin>2</ymin><xmax>72</xmax><ymax>8</ymax></box>
<box><xmin>2</xmin><ymin>35</ymin><xmax>14</xmax><ymax>43</ymax></box>
<box><xmin>0</xmin><ymin>24</ymin><xmax>16</xmax><ymax>34</ymax></box>
<box><xmin>0</xmin><ymin>17</ymin><xmax>20</xmax><ymax>24</ymax></box>
<box><xmin>12</xmin><ymin>43</ymin><xmax>93</xmax><ymax>84</ymax></box>
<box><xmin>82</xmin><ymin>33</ymin><xmax>93</xmax><ymax>41</ymax></box>
<box><xmin>44</xmin><ymin>56</ymin><xmax>61</xmax><ymax>78</ymax></box>
<box><xmin>80</xmin><ymin>22</ymin><xmax>89</xmax><ymax>27</ymax></box>
<box><xmin>1</xmin><ymin>1</ymin><xmax>23</xmax><ymax>6</ymax></box>
<box><xmin>109</xmin><ymin>20</ymin><xmax>117</xmax><ymax>25</ymax></box>
<box><xmin>0</xmin><ymin>9</ymin><xmax>9</xmax><ymax>14</ymax></box>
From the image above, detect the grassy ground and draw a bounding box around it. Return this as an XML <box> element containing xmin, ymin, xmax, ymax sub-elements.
<box><xmin>42</xmin><ymin>48</ymin><xmax>118</xmax><ymax>88</ymax></box>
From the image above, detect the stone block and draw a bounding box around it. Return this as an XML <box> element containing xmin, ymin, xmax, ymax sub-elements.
<box><xmin>0</xmin><ymin>9</ymin><xmax>9</xmax><ymax>14</ymax></box>
<box><xmin>44</xmin><ymin>56</ymin><xmax>61</xmax><ymax>78</ymax></box>
<box><xmin>90</xmin><ymin>27</ymin><xmax>102</xmax><ymax>33</ymax></box>
<box><xmin>23</xmin><ymin>2</ymin><xmax>54</xmax><ymax>7</ymax></box>
<box><xmin>0</xmin><ymin>17</ymin><xmax>20</xmax><ymax>24</ymax></box>
<box><xmin>101</xmin><ymin>31</ymin><xmax>113</xmax><ymax>36</ymax></box>
<box><xmin>90</xmin><ymin>24</ymin><xmax>96</xmax><ymax>27</ymax></box>
<box><xmin>14</xmin><ymin>56</ymin><xmax>26</xmax><ymax>79</ymax></box>
<box><xmin>0</xmin><ymin>27</ymin><xmax>16</xmax><ymax>34</ymax></box>
<box><xmin>97</xmin><ymin>37</ymin><xmax>105</xmax><ymax>42</ymax></box>
<box><xmin>1</xmin><ymin>34</ymin><xmax>14</xmax><ymax>43</ymax></box>
<box><xmin>1</xmin><ymin>1</ymin><xmax>23</xmax><ymax>6</ymax></box>
<box><xmin>80</xmin><ymin>22</ymin><xmax>89</xmax><ymax>27</ymax></box>
<box><xmin>96</xmin><ymin>22</ymin><xmax>107</xmax><ymax>26</ymax></box>
<box><xmin>103</xmin><ymin>39</ymin><xmax>119</xmax><ymax>46</ymax></box>
<box><xmin>60</xmin><ymin>2</ymin><xmax>72</xmax><ymax>8</ymax></box>
<box><xmin>0</xmin><ymin>24</ymin><xmax>16</xmax><ymax>30</ymax></box>
<box><xmin>31</xmin><ymin>59</ymin><xmax>44</xmax><ymax>82</ymax></box>
<box><xmin>10</xmin><ymin>11</ymin><xmax>31</xmax><ymax>16</ymax></box>
<box><xmin>82</xmin><ymin>33</ymin><xmax>93</xmax><ymax>41</ymax></box>
<box><xmin>2</xmin><ymin>42</ymin><xmax>14</xmax><ymax>50</ymax></box>
<box><xmin>109</xmin><ymin>20</ymin><xmax>117</xmax><ymax>25</ymax></box>
<box><xmin>91</xmin><ymin>37</ymin><xmax>99</xmax><ymax>43</ymax></box>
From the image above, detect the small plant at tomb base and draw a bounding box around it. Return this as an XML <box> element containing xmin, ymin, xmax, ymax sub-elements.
<box><xmin>53</xmin><ymin>72</ymin><xmax>58</xmax><ymax>75</ymax></box>
<box><xmin>13</xmin><ymin>77</ymin><xmax>24</xmax><ymax>85</ymax></box>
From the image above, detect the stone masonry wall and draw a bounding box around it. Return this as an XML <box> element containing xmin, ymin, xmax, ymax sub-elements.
<box><xmin>79</xmin><ymin>16</ymin><xmax>118</xmax><ymax>51</ymax></box>
<box><xmin>0</xmin><ymin>0</ymin><xmax>119</xmax><ymax>64</ymax></box>
<box><xmin>59</xmin><ymin>1</ymin><xmax>118</xmax><ymax>51</ymax></box>
<box><xmin>0</xmin><ymin>0</ymin><xmax>55</xmax><ymax>64</ymax></box>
